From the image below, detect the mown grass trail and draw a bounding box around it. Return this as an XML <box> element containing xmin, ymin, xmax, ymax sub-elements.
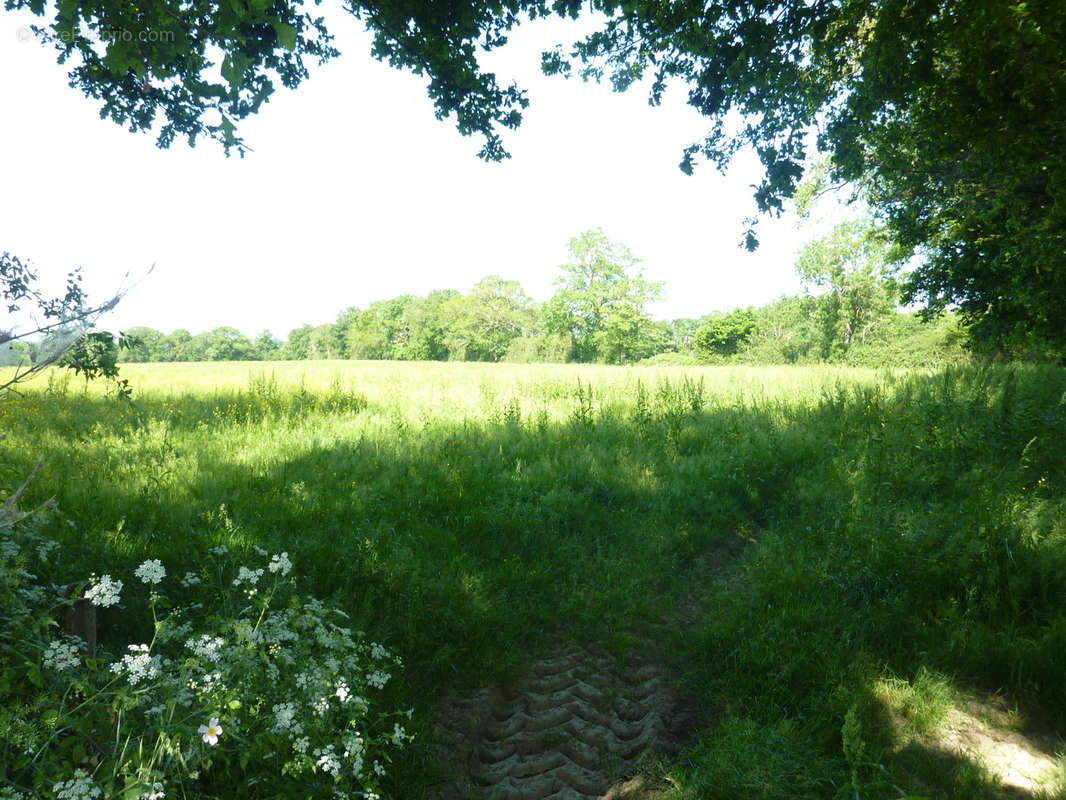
<box><xmin>3</xmin><ymin>362</ymin><xmax>1064</xmax><ymax>797</ymax></box>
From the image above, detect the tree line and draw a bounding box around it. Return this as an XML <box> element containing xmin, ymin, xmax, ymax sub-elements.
<box><xmin>98</xmin><ymin>224</ymin><xmax>972</xmax><ymax>370</ymax></box>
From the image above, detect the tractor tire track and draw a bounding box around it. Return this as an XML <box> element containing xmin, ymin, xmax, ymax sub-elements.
<box><xmin>437</xmin><ymin>643</ymin><xmax>678</xmax><ymax>799</ymax></box>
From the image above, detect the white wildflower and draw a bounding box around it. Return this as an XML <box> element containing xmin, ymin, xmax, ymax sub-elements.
<box><xmin>272</xmin><ymin>702</ymin><xmax>298</xmax><ymax>733</ymax></box>
<box><xmin>0</xmin><ymin>538</ymin><xmax>18</xmax><ymax>559</ymax></box>
<box><xmin>110</xmin><ymin>644</ymin><xmax>161</xmax><ymax>685</ymax></box>
<box><xmin>84</xmin><ymin>574</ymin><xmax>122</xmax><ymax>607</ymax></box>
<box><xmin>343</xmin><ymin>733</ymin><xmax>364</xmax><ymax>759</ymax></box>
<box><xmin>367</xmin><ymin>670</ymin><xmax>390</xmax><ymax>689</ymax></box>
<box><xmin>369</xmin><ymin>642</ymin><xmax>389</xmax><ymax>660</ymax></box>
<box><xmin>137</xmin><ymin>782</ymin><xmax>164</xmax><ymax>800</ymax></box>
<box><xmin>313</xmin><ymin>695</ymin><xmax>330</xmax><ymax>716</ymax></box>
<box><xmin>207</xmin><ymin>544</ymin><xmax>228</xmax><ymax>556</ymax></box>
<box><xmin>53</xmin><ymin>770</ymin><xmax>101</xmax><ymax>800</ymax></box>
<box><xmin>180</xmin><ymin>571</ymin><xmax>201</xmax><ymax>587</ymax></box>
<box><xmin>293</xmin><ymin>736</ymin><xmax>310</xmax><ymax>754</ymax></box>
<box><xmin>43</xmin><ymin>637</ymin><xmax>84</xmax><ymax>671</ymax></box>
<box><xmin>253</xmin><ymin>545</ymin><xmax>269</xmax><ymax>556</ymax></box>
<box><xmin>134</xmin><ymin>559</ymin><xmax>166</xmax><ymax>584</ymax></box>
<box><xmin>198</xmin><ymin>717</ymin><xmax>223</xmax><ymax>745</ymax></box>
<box><xmin>232</xmin><ymin>566</ymin><xmax>264</xmax><ymax>587</ymax></box>
<box><xmin>373</xmin><ymin>760</ymin><xmax>386</xmax><ymax>776</ymax></box>
<box><xmin>268</xmin><ymin>551</ymin><xmax>292</xmax><ymax>575</ymax></box>
<box><xmin>185</xmin><ymin>634</ymin><xmax>225</xmax><ymax>663</ymax></box>
<box><xmin>155</xmin><ymin>618</ymin><xmax>193</xmax><ymax>645</ymax></box>
<box><xmin>314</xmin><ymin>745</ymin><xmax>340</xmax><ymax>777</ymax></box>
<box><xmin>335</xmin><ymin>681</ymin><xmax>350</xmax><ymax>703</ymax></box>
<box><xmin>392</xmin><ymin>723</ymin><xmax>407</xmax><ymax>746</ymax></box>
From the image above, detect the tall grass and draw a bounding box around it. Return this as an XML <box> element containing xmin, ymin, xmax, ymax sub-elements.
<box><xmin>2</xmin><ymin>361</ymin><xmax>1063</xmax><ymax>797</ymax></box>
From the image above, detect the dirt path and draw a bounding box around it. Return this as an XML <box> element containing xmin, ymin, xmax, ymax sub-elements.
<box><xmin>436</xmin><ymin>643</ymin><xmax>679</xmax><ymax>800</ymax></box>
<box><xmin>435</xmin><ymin>536</ymin><xmax>747</xmax><ymax>800</ymax></box>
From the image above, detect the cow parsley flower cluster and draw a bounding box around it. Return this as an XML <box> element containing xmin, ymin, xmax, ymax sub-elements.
<box><xmin>7</xmin><ymin>519</ymin><xmax>410</xmax><ymax>800</ymax></box>
<box><xmin>232</xmin><ymin>565</ymin><xmax>264</xmax><ymax>587</ymax></box>
<box><xmin>134</xmin><ymin>558</ymin><xmax>166</xmax><ymax>585</ymax></box>
<box><xmin>42</xmin><ymin>636</ymin><xmax>84</xmax><ymax>671</ymax></box>
<box><xmin>185</xmin><ymin>634</ymin><xmax>225</xmax><ymax>663</ymax></box>
<box><xmin>110</xmin><ymin>644</ymin><xmax>163</xmax><ymax>685</ymax></box>
<box><xmin>83</xmin><ymin>573</ymin><xmax>122</xmax><ymax>607</ymax></box>
<box><xmin>52</xmin><ymin>771</ymin><xmax>101</xmax><ymax>800</ymax></box>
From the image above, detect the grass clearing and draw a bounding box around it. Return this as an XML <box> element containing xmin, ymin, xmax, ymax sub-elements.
<box><xmin>3</xmin><ymin>361</ymin><xmax>1065</xmax><ymax>797</ymax></box>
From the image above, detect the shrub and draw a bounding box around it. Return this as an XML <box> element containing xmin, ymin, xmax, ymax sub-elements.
<box><xmin>1</xmin><ymin>487</ymin><xmax>408</xmax><ymax>800</ymax></box>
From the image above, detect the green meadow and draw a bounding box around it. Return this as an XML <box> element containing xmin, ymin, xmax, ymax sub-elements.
<box><xmin>3</xmin><ymin>361</ymin><xmax>1065</xmax><ymax>798</ymax></box>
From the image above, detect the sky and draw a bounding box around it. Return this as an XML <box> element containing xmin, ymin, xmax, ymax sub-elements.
<box><xmin>0</xmin><ymin>4</ymin><xmax>832</xmax><ymax>338</ymax></box>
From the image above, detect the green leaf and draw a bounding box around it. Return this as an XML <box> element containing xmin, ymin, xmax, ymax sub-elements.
<box><xmin>220</xmin><ymin>117</ymin><xmax>237</xmax><ymax>144</ymax></box>
<box><xmin>220</xmin><ymin>54</ymin><xmax>240</xmax><ymax>89</ymax></box>
<box><xmin>103</xmin><ymin>43</ymin><xmax>135</xmax><ymax>77</ymax></box>
<box><xmin>273</xmin><ymin>22</ymin><xmax>297</xmax><ymax>51</ymax></box>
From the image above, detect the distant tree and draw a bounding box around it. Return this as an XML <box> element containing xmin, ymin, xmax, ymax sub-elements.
<box><xmin>197</xmin><ymin>327</ymin><xmax>256</xmax><ymax>361</ymax></box>
<box><xmin>158</xmin><ymin>328</ymin><xmax>196</xmax><ymax>361</ymax></box>
<box><xmin>283</xmin><ymin>325</ymin><xmax>313</xmax><ymax>360</ymax></box>
<box><xmin>661</xmin><ymin>318</ymin><xmax>703</xmax><ymax>353</ymax></box>
<box><xmin>118</xmin><ymin>326</ymin><xmax>164</xmax><ymax>362</ymax></box>
<box><xmin>694</xmin><ymin>310</ymin><xmax>757</xmax><ymax>359</ymax></box>
<box><xmin>331</xmin><ymin>308</ymin><xmax>360</xmax><ymax>359</ymax></box>
<box><xmin>796</xmin><ymin>219</ymin><xmax>901</xmax><ymax>357</ymax></box>
<box><xmin>347</xmin><ymin>297</ymin><xmax>413</xmax><ymax>360</ymax></box>
<box><xmin>253</xmin><ymin>330</ymin><xmax>283</xmax><ymax>360</ymax></box>
<box><xmin>503</xmin><ymin>332</ymin><xmax>572</xmax><ymax>363</ymax></box>
<box><xmin>547</xmin><ymin>230</ymin><xmax>663</xmax><ymax>364</ymax></box>
<box><xmin>377</xmin><ymin>290</ymin><xmax>456</xmax><ymax>362</ymax></box>
<box><xmin>309</xmin><ymin>323</ymin><xmax>338</xmax><ymax>359</ymax></box>
<box><xmin>442</xmin><ymin>276</ymin><xmax>535</xmax><ymax>361</ymax></box>
<box><xmin>744</xmin><ymin>296</ymin><xmax>819</xmax><ymax>364</ymax></box>
<box><xmin>411</xmin><ymin>290</ymin><xmax>459</xmax><ymax>361</ymax></box>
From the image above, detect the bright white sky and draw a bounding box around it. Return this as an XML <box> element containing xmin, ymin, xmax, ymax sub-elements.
<box><xmin>0</xmin><ymin>4</ymin><xmax>826</xmax><ymax>339</ymax></box>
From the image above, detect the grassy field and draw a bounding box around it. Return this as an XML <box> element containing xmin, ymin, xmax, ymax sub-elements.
<box><xmin>3</xmin><ymin>361</ymin><xmax>1065</xmax><ymax>798</ymax></box>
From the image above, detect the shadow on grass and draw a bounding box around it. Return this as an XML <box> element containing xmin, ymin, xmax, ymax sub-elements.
<box><xmin>3</xmin><ymin>364</ymin><xmax>1066</xmax><ymax>796</ymax></box>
